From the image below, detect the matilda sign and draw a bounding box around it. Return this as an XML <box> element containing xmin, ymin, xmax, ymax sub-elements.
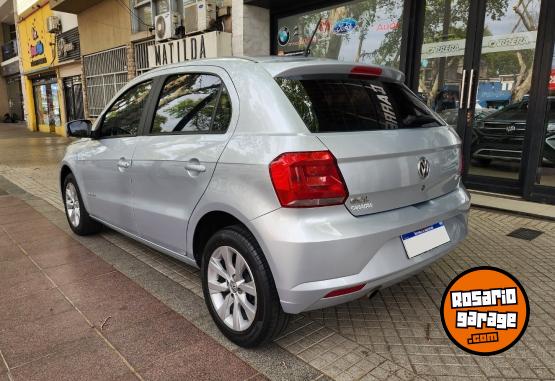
<box><xmin>148</xmin><ymin>31</ymin><xmax>231</xmax><ymax>68</ymax></box>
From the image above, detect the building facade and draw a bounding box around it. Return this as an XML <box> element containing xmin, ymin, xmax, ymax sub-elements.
<box><xmin>16</xmin><ymin>0</ymin><xmax>80</xmax><ymax>135</ymax></box>
<box><xmin>252</xmin><ymin>0</ymin><xmax>555</xmax><ymax>204</ymax></box>
<box><xmin>1</xmin><ymin>0</ymin><xmax>24</xmax><ymax>123</ymax></box>
<box><xmin>26</xmin><ymin>0</ymin><xmax>554</xmax><ymax>203</ymax></box>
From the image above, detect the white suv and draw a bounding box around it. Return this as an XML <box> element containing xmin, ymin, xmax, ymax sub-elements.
<box><xmin>61</xmin><ymin>57</ymin><xmax>470</xmax><ymax>347</ymax></box>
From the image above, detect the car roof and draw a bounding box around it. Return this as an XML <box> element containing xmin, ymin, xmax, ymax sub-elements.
<box><xmin>145</xmin><ymin>56</ymin><xmax>405</xmax><ymax>83</ymax></box>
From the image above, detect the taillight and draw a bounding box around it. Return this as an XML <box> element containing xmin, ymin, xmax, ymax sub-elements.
<box><xmin>269</xmin><ymin>151</ymin><xmax>348</xmax><ymax>208</ymax></box>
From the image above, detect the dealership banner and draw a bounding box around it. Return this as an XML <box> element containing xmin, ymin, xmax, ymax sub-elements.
<box><xmin>148</xmin><ymin>31</ymin><xmax>231</xmax><ymax>69</ymax></box>
<box><xmin>421</xmin><ymin>31</ymin><xmax>537</xmax><ymax>60</ymax></box>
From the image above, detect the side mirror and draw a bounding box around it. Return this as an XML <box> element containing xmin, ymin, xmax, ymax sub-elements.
<box><xmin>66</xmin><ymin>119</ymin><xmax>92</xmax><ymax>138</ymax></box>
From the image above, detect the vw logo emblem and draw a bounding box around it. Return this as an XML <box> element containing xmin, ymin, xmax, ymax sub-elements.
<box><xmin>418</xmin><ymin>157</ymin><xmax>430</xmax><ymax>179</ymax></box>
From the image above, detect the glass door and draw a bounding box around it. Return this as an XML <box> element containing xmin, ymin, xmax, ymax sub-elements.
<box><xmin>535</xmin><ymin>43</ymin><xmax>555</xmax><ymax>188</ymax></box>
<box><xmin>465</xmin><ymin>0</ymin><xmax>542</xmax><ymax>188</ymax></box>
<box><xmin>418</xmin><ymin>0</ymin><xmax>471</xmax><ymax>120</ymax></box>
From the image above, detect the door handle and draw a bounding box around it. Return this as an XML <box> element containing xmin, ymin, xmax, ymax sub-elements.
<box><xmin>459</xmin><ymin>69</ymin><xmax>467</xmax><ymax>109</ymax></box>
<box><xmin>117</xmin><ymin>157</ymin><xmax>131</xmax><ymax>169</ymax></box>
<box><xmin>185</xmin><ymin>162</ymin><xmax>206</xmax><ymax>173</ymax></box>
<box><xmin>466</xmin><ymin>69</ymin><xmax>475</xmax><ymax>109</ymax></box>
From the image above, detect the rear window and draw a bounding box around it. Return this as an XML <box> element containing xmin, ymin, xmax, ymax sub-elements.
<box><xmin>276</xmin><ymin>76</ymin><xmax>443</xmax><ymax>132</ymax></box>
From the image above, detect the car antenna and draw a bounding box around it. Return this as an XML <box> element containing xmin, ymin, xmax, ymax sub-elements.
<box><xmin>304</xmin><ymin>17</ymin><xmax>322</xmax><ymax>57</ymax></box>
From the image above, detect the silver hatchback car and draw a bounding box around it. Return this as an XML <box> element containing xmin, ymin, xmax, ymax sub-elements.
<box><xmin>60</xmin><ymin>57</ymin><xmax>469</xmax><ymax>347</ymax></box>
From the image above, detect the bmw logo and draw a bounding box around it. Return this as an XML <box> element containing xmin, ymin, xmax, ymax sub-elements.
<box><xmin>278</xmin><ymin>27</ymin><xmax>290</xmax><ymax>46</ymax></box>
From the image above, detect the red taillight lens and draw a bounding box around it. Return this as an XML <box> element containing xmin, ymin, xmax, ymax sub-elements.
<box><xmin>269</xmin><ymin>151</ymin><xmax>348</xmax><ymax>208</ymax></box>
<box><xmin>350</xmin><ymin>65</ymin><xmax>382</xmax><ymax>76</ymax></box>
<box><xmin>324</xmin><ymin>284</ymin><xmax>366</xmax><ymax>298</ymax></box>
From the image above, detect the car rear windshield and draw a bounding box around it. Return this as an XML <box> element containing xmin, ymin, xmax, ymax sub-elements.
<box><xmin>276</xmin><ymin>76</ymin><xmax>443</xmax><ymax>133</ymax></box>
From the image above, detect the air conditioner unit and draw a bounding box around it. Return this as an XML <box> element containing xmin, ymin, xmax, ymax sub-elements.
<box><xmin>183</xmin><ymin>0</ymin><xmax>216</xmax><ymax>35</ymax></box>
<box><xmin>46</xmin><ymin>16</ymin><xmax>61</xmax><ymax>33</ymax></box>
<box><xmin>154</xmin><ymin>12</ymin><xmax>182</xmax><ymax>42</ymax></box>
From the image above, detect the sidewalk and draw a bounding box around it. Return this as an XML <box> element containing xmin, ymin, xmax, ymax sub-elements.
<box><xmin>0</xmin><ymin>195</ymin><xmax>263</xmax><ymax>381</ymax></box>
<box><xmin>1</xmin><ymin>123</ymin><xmax>555</xmax><ymax>380</ymax></box>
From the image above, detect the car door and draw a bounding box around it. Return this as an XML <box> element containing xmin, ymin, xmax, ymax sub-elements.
<box><xmin>131</xmin><ymin>68</ymin><xmax>236</xmax><ymax>255</ymax></box>
<box><xmin>77</xmin><ymin>80</ymin><xmax>153</xmax><ymax>233</ymax></box>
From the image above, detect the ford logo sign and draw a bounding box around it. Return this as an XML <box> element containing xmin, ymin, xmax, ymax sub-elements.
<box><xmin>333</xmin><ymin>18</ymin><xmax>357</xmax><ymax>35</ymax></box>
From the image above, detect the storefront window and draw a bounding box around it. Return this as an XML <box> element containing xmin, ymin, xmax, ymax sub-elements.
<box><xmin>418</xmin><ymin>0</ymin><xmax>470</xmax><ymax>112</ymax></box>
<box><xmin>32</xmin><ymin>77</ymin><xmax>61</xmax><ymax>128</ymax></box>
<box><xmin>276</xmin><ymin>0</ymin><xmax>403</xmax><ymax>68</ymax></box>
<box><xmin>468</xmin><ymin>0</ymin><xmax>540</xmax><ymax>180</ymax></box>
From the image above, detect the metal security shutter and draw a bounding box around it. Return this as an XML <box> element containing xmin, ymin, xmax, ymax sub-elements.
<box><xmin>83</xmin><ymin>46</ymin><xmax>128</xmax><ymax>116</ymax></box>
<box><xmin>134</xmin><ymin>38</ymin><xmax>155</xmax><ymax>76</ymax></box>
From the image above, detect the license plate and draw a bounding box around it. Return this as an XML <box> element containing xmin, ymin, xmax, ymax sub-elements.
<box><xmin>401</xmin><ymin>222</ymin><xmax>450</xmax><ymax>258</ymax></box>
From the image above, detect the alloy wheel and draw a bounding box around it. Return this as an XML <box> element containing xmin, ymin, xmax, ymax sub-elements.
<box><xmin>207</xmin><ymin>246</ymin><xmax>257</xmax><ymax>331</ymax></box>
<box><xmin>65</xmin><ymin>182</ymin><xmax>81</xmax><ymax>228</ymax></box>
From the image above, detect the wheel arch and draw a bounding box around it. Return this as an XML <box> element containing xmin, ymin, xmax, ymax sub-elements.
<box><xmin>191</xmin><ymin>209</ymin><xmax>250</xmax><ymax>267</ymax></box>
<box><xmin>187</xmin><ymin>205</ymin><xmax>279</xmax><ymax>286</ymax></box>
<box><xmin>60</xmin><ymin>164</ymin><xmax>73</xmax><ymax>194</ymax></box>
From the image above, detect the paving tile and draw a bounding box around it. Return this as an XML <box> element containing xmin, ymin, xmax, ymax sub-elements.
<box><xmin>140</xmin><ymin>340</ymin><xmax>257</xmax><ymax>381</ymax></box>
<box><xmin>29</xmin><ymin>244</ymin><xmax>95</xmax><ymax>269</ymax></box>
<box><xmin>0</xmin><ymin>256</ymin><xmax>40</xmax><ymax>280</ymax></box>
<box><xmin>0</xmin><ymin>309</ymin><xmax>94</xmax><ymax>367</ymax></box>
<box><xmin>0</xmin><ymin>288</ymin><xmax>73</xmax><ymax>330</ymax></box>
<box><xmin>0</xmin><ymin>242</ymin><xmax>22</xmax><ymax>262</ymax></box>
<box><xmin>0</xmin><ymin>271</ymin><xmax>54</xmax><ymax>302</ymax></box>
<box><xmin>44</xmin><ymin>255</ymin><xmax>115</xmax><ymax>286</ymax></box>
<box><xmin>61</xmin><ymin>271</ymin><xmax>171</xmax><ymax>332</ymax></box>
<box><xmin>0</xmin><ymin>210</ymin><xmax>45</xmax><ymax>226</ymax></box>
<box><xmin>20</xmin><ymin>236</ymin><xmax>83</xmax><ymax>257</ymax></box>
<box><xmin>62</xmin><ymin>271</ymin><xmax>154</xmax><ymax>305</ymax></box>
<box><xmin>0</xmin><ymin>196</ymin><xmax>26</xmax><ymax>209</ymax></box>
<box><xmin>106</xmin><ymin>310</ymin><xmax>204</xmax><ymax>370</ymax></box>
<box><xmin>10</xmin><ymin>335</ymin><xmax>130</xmax><ymax>381</ymax></box>
<box><xmin>79</xmin><ymin>292</ymin><xmax>171</xmax><ymax>334</ymax></box>
<box><xmin>7</xmin><ymin>225</ymin><xmax>69</xmax><ymax>245</ymax></box>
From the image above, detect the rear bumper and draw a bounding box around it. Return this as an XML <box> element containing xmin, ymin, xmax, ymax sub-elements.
<box><xmin>250</xmin><ymin>186</ymin><xmax>470</xmax><ymax>314</ymax></box>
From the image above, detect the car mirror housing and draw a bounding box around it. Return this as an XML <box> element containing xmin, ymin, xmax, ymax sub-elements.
<box><xmin>66</xmin><ymin>119</ymin><xmax>92</xmax><ymax>138</ymax></box>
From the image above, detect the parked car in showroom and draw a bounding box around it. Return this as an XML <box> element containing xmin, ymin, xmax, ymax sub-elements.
<box><xmin>471</xmin><ymin>96</ymin><xmax>555</xmax><ymax>165</ymax></box>
<box><xmin>60</xmin><ymin>57</ymin><xmax>470</xmax><ymax>347</ymax></box>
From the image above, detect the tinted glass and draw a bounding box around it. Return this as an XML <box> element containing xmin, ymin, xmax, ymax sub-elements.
<box><xmin>151</xmin><ymin>74</ymin><xmax>230</xmax><ymax>134</ymax></box>
<box><xmin>212</xmin><ymin>86</ymin><xmax>232</xmax><ymax>133</ymax></box>
<box><xmin>276</xmin><ymin>76</ymin><xmax>442</xmax><ymax>133</ymax></box>
<box><xmin>101</xmin><ymin>81</ymin><xmax>152</xmax><ymax>137</ymax></box>
<box><xmin>488</xmin><ymin>102</ymin><xmax>528</xmax><ymax>121</ymax></box>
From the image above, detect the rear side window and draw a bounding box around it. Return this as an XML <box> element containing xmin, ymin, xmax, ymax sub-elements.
<box><xmin>151</xmin><ymin>73</ymin><xmax>232</xmax><ymax>134</ymax></box>
<box><xmin>276</xmin><ymin>76</ymin><xmax>443</xmax><ymax>132</ymax></box>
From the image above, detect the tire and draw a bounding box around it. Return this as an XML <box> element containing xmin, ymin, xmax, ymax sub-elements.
<box><xmin>201</xmin><ymin>225</ymin><xmax>288</xmax><ymax>347</ymax></box>
<box><xmin>63</xmin><ymin>173</ymin><xmax>102</xmax><ymax>235</ymax></box>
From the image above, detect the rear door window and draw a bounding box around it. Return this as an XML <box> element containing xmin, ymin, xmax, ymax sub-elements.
<box><xmin>150</xmin><ymin>73</ymin><xmax>231</xmax><ymax>134</ymax></box>
<box><xmin>276</xmin><ymin>76</ymin><xmax>443</xmax><ymax>133</ymax></box>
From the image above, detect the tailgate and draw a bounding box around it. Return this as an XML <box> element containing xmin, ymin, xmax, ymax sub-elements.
<box><xmin>317</xmin><ymin>128</ymin><xmax>461</xmax><ymax>216</ymax></box>
<box><xmin>274</xmin><ymin>64</ymin><xmax>462</xmax><ymax>216</ymax></box>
